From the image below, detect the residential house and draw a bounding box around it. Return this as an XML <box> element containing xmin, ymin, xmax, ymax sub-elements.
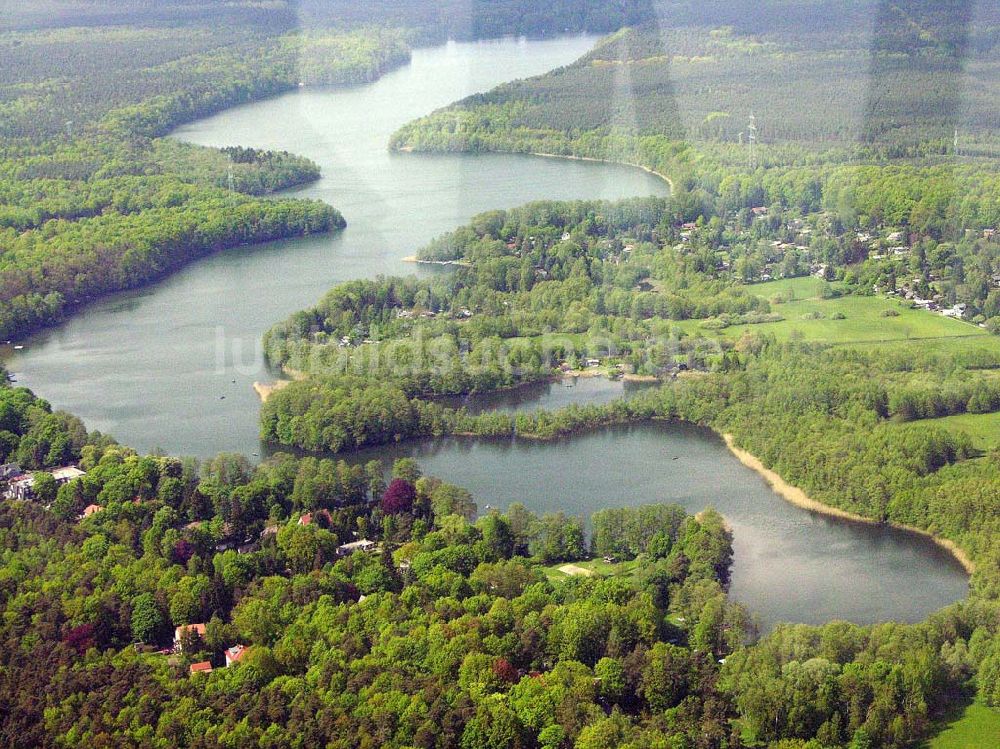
<box><xmin>224</xmin><ymin>644</ymin><xmax>251</xmax><ymax>667</ymax></box>
<box><xmin>298</xmin><ymin>509</ymin><xmax>332</xmax><ymax>527</ymax></box>
<box><xmin>336</xmin><ymin>539</ymin><xmax>376</xmax><ymax>557</ymax></box>
<box><xmin>4</xmin><ymin>465</ymin><xmax>85</xmax><ymax>501</ymax></box>
<box><xmin>189</xmin><ymin>661</ymin><xmax>213</xmax><ymax>674</ymax></box>
<box><xmin>80</xmin><ymin>504</ymin><xmax>103</xmax><ymax>519</ymax></box>
<box><xmin>942</xmin><ymin>304</ymin><xmax>967</xmax><ymax>319</ymax></box>
<box><xmin>174</xmin><ymin>623</ymin><xmax>208</xmax><ymax>652</ymax></box>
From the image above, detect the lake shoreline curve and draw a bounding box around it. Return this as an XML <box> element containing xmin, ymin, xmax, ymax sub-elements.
<box><xmin>529</xmin><ymin>151</ymin><xmax>674</xmax><ymax>192</ymax></box>
<box><xmin>722</xmin><ymin>433</ymin><xmax>976</xmax><ymax>575</ymax></box>
<box><xmin>394</xmin><ymin>144</ymin><xmax>673</xmax><ymax>192</ymax></box>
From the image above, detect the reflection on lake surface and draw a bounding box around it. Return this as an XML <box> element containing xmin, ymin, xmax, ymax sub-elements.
<box><xmin>437</xmin><ymin>375</ymin><xmax>657</xmax><ymax>414</ymax></box>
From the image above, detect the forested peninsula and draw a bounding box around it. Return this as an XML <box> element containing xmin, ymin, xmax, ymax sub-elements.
<box><xmin>0</xmin><ymin>20</ymin><xmax>421</xmax><ymax>339</ymax></box>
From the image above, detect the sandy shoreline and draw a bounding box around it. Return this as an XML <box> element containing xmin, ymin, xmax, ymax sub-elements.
<box><xmin>530</xmin><ymin>152</ymin><xmax>674</xmax><ymax>191</ymax></box>
<box><xmin>401</xmin><ymin>255</ymin><xmax>471</xmax><ymax>267</ymax></box>
<box><xmin>252</xmin><ymin>380</ymin><xmax>290</xmax><ymax>403</ymax></box>
<box><xmin>253</xmin><ymin>367</ymin><xmax>306</xmax><ymax>403</ymax></box>
<box><xmin>722</xmin><ymin>434</ymin><xmax>976</xmax><ymax>575</ymax></box>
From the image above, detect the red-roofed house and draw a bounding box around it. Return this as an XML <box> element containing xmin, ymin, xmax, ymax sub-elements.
<box><xmin>189</xmin><ymin>661</ymin><xmax>213</xmax><ymax>674</ymax></box>
<box><xmin>80</xmin><ymin>504</ymin><xmax>103</xmax><ymax>519</ymax></box>
<box><xmin>224</xmin><ymin>644</ymin><xmax>251</xmax><ymax>667</ymax></box>
<box><xmin>298</xmin><ymin>509</ymin><xmax>332</xmax><ymax>527</ymax></box>
<box><xmin>174</xmin><ymin>623</ymin><xmax>207</xmax><ymax>652</ymax></box>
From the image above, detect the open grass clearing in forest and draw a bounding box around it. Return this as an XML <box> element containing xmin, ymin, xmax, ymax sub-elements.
<box><xmin>923</xmin><ymin>701</ymin><xmax>1000</xmax><ymax>749</ymax></box>
<box><xmin>557</xmin><ymin>564</ymin><xmax>593</xmax><ymax>577</ymax></box>
<box><xmin>898</xmin><ymin>411</ymin><xmax>1000</xmax><ymax>452</ymax></box>
<box><xmin>544</xmin><ymin>557</ymin><xmax>641</xmax><ymax>582</ymax></box>
<box><xmin>675</xmin><ymin>280</ymin><xmax>985</xmax><ymax>345</ymax></box>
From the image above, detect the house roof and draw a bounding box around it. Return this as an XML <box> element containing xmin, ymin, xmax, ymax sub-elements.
<box><xmin>225</xmin><ymin>644</ymin><xmax>250</xmax><ymax>664</ymax></box>
<box><xmin>337</xmin><ymin>538</ymin><xmax>375</xmax><ymax>553</ymax></box>
<box><xmin>0</xmin><ymin>463</ymin><xmax>21</xmax><ymax>479</ymax></box>
<box><xmin>175</xmin><ymin>623</ymin><xmax>207</xmax><ymax>640</ymax></box>
<box><xmin>51</xmin><ymin>466</ymin><xmax>85</xmax><ymax>482</ymax></box>
<box><xmin>189</xmin><ymin>661</ymin><xmax>213</xmax><ymax>673</ymax></box>
<box><xmin>298</xmin><ymin>509</ymin><xmax>332</xmax><ymax>526</ymax></box>
<box><xmin>82</xmin><ymin>504</ymin><xmax>103</xmax><ymax>517</ymax></box>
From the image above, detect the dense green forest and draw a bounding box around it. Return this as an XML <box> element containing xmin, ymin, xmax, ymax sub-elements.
<box><xmin>392</xmin><ymin>3</ymin><xmax>1000</xmax><ymax>173</ymax></box>
<box><xmin>4</xmin><ymin>364</ymin><xmax>1000</xmax><ymax>748</ymax></box>
<box><xmin>0</xmin><ymin>18</ymin><xmax>419</xmax><ymax>339</ymax></box>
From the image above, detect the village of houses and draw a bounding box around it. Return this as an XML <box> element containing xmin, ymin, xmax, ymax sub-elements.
<box><xmin>403</xmin><ymin>208</ymin><xmax>994</xmax><ymax>336</ymax></box>
<box><xmin>265</xmin><ymin>208</ymin><xmax>1000</xmax><ymax>397</ymax></box>
<box><xmin>675</xmin><ymin>207</ymin><xmax>995</xmax><ymax>325</ymax></box>
<box><xmin>1</xmin><ymin>465</ymin><xmax>382</xmax><ymax>674</ymax></box>
<box><xmin>173</xmin><ymin>518</ymin><xmax>379</xmax><ymax>675</ymax></box>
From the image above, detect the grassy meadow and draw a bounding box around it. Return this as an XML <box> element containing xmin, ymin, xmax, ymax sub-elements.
<box><xmin>676</xmin><ymin>277</ymin><xmax>987</xmax><ymax>346</ymax></box>
<box><xmin>925</xmin><ymin>701</ymin><xmax>1000</xmax><ymax>749</ymax></box>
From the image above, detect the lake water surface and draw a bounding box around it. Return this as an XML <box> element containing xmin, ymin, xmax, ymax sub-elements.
<box><xmin>4</xmin><ymin>35</ymin><xmax>665</xmax><ymax>458</ymax></box>
<box><xmin>0</xmin><ymin>37</ymin><xmax>969</xmax><ymax>628</ymax></box>
<box><xmin>343</xmin><ymin>422</ymin><xmax>969</xmax><ymax>630</ymax></box>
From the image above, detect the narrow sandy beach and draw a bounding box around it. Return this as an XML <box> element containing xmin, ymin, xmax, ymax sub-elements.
<box><xmin>530</xmin><ymin>151</ymin><xmax>674</xmax><ymax>191</ymax></box>
<box><xmin>253</xmin><ymin>380</ymin><xmax>290</xmax><ymax>403</ymax></box>
<box><xmin>723</xmin><ymin>433</ymin><xmax>976</xmax><ymax>575</ymax></box>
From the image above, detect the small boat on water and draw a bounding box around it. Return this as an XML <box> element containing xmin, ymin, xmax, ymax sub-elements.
<box><xmin>13</xmin><ymin>345</ymin><xmax>23</xmax><ymax>350</ymax></box>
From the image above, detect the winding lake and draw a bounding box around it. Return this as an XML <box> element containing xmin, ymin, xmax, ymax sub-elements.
<box><xmin>0</xmin><ymin>36</ymin><xmax>969</xmax><ymax>627</ymax></box>
<box><xmin>3</xmin><ymin>35</ymin><xmax>666</xmax><ymax>458</ymax></box>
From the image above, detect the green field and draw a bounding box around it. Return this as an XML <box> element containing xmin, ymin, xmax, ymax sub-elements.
<box><xmin>901</xmin><ymin>412</ymin><xmax>1000</xmax><ymax>451</ymax></box>
<box><xmin>924</xmin><ymin>702</ymin><xmax>1000</xmax><ymax>749</ymax></box>
<box><xmin>542</xmin><ymin>557</ymin><xmax>640</xmax><ymax>582</ymax></box>
<box><xmin>750</xmin><ymin>277</ymin><xmax>840</xmax><ymax>302</ymax></box>
<box><xmin>676</xmin><ymin>278</ymin><xmax>987</xmax><ymax>346</ymax></box>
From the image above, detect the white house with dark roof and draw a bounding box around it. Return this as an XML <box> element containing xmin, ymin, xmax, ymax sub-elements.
<box><xmin>3</xmin><ymin>466</ymin><xmax>85</xmax><ymax>501</ymax></box>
